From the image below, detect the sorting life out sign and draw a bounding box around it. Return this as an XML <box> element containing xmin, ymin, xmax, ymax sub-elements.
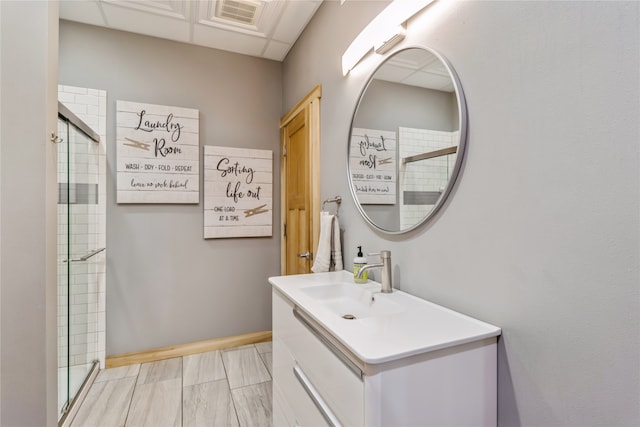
<box><xmin>116</xmin><ymin>100</ymin><xmax>199</xmax><ymax>203</ymax></box>
<box><xmin>349</xmin><ymin>127</ymin><xmax>397</xmax><ymax>204</ymax></box>
<box><xmin>203</xmin><ymin>146</ymin><xmax>273</xmax><ymax>239</ymax></box>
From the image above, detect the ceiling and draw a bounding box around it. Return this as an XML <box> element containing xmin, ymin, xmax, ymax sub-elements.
<box><xmin>374</xmin><ymin>48</ymin><xmax>455</xmax><ymax>92</ymax></box>
<box><xmin>59</xmin><ymin>0</ymin><xmax>323</xmax><ymax>61</ymax></box>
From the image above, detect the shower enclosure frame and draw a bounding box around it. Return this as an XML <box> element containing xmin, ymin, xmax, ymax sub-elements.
<box><xmin>56</xmin><ymin>100</ymin><xmax>105</xmax><ymax>426</ymax></box>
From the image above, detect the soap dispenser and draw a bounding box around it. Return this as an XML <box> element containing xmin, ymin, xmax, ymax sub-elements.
<box><xmin>353</xmin><ymin>246</ymin><xmax>368</xmax><ymax>283</ymax></box>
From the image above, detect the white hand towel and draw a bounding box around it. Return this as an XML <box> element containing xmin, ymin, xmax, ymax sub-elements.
<box><xmin>311</xmin><ymin>213</ymin><xmax>343</xmax><ymax>273</ymax></box>
<box><xmin>331</xmin><ymin>215</ymin><xmax>343</xmax><ymax>271</ymax></box>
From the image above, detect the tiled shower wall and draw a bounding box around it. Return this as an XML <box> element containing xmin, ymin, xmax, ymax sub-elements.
<box><xmin>399</xmin><ymin>127</ymin><xmax>459</xmax><ymax>230</ymax></box>
<box><xmin>57</xmin><ymin>86</ymin><xmax>107</xmax><ymax>369</ymax></box>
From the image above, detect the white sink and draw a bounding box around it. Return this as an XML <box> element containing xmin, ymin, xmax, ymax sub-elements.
<box><xmin>301</xmin><ymin>283</ymin><xmax>404</xmax><ymax>319</ymax></box>
<box><xmin>300</xmin><ymin>282</ymin><xmax>370</xmax><ymax>300</ymax></box>
<box><xmin>269</xmin><ymin>270</ymin><xmax>501</xmax><ymax>364</ymax></box>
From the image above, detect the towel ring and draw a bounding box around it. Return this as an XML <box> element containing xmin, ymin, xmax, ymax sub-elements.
<box><xmin>322</xmin><ymin>196</ymin><xmax>341</xmax><ymax>215</ymax></box>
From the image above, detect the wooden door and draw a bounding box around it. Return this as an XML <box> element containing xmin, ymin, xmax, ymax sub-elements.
<box><xmin>280</xmin><ymin>86</ymin><xmax>321</xmax><ymax>275</ymax></box>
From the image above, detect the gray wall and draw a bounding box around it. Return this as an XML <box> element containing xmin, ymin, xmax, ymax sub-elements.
<box><xmin>354</xmin><ymin>79</ymin><xmax>457</xmax><ymax>131</ymax></box>
<box><xmin>1</xmin><ymin>2</ymin><xmax>59</xmax><ymax>425</ymax></box>
<box><xmin>59</xmin><ymin>21</ymin><xmax>282</xmax><ymax>356</ymax></box>
<box><xmin>284</xmin><ymin>1</ymin><xmax>639</xmax><ymax>426</ymax></box>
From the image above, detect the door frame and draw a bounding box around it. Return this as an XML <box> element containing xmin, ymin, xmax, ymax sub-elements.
<box><xmin>279</xmin><ymin>85</ymin><xmax>322</xmax><ymax>275</ymax></box>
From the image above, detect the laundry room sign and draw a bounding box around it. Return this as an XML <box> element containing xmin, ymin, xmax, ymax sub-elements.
<box><xmin>203</xmin><ymin>146</ymin><xmax>273</xmax><ymax>239</ymax></box>
<box><xmin>116</xmin><ymin>100</ymin><xmax>199</xmax><ymax>203</ymax></box>
<box><xmin>349</xmin><ymin>127</ymin><xmax>397</xmax><ymax>204</ymax></box>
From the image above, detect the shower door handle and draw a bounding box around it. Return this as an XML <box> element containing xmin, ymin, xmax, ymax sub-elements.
<box><xmin>64</xmin><ymin>247</ymin><xmax>106</xmax><ymax>263</ymax></box>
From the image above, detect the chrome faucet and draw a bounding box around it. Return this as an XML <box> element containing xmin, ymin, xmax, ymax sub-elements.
<box><xmin>356</xmin><ymin>250</ymin><xmax>393</xmax><ymax>293</ymax></box>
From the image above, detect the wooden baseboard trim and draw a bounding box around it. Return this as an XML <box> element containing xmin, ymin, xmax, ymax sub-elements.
<box><xmin>105</xmin><ymin>330</ymin><xmax>272</xmax><ymax>369</ymax></box>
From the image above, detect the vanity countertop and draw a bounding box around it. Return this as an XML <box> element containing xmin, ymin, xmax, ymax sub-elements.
<box><xmin>269</xmin><ymin>270</ymin><xmax>501</xmax><ymax>364</ymax></box>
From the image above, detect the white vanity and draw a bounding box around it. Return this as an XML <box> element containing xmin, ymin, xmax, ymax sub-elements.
<box><xmin>270</xmin><ymin>271</ymin><xmax>501</xmax><ymax>427</ymax></box>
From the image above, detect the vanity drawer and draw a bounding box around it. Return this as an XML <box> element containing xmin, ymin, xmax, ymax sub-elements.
<box><xmin>272</xmin><ymin>380</ymin><xmax>295</xmax><ymax>427</ymax></box>
<box><xmin>272</xmin><ymin>346</ymin><xmax>328</xmax><ymax>427</ymax></box>
<box><xmin>273</xmin><ymin>290</ymin><xmax>364</xmax><ymax>427</ymax></box>
<box><xmin>273</xmin><ymin>317</ymin><xmax>330</xmax><ymax>426</ymax></box>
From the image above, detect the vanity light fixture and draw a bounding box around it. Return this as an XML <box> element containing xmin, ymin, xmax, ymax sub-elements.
<box><xmin>374</xmin><ymin>24</ymin><xmax>406</xmax><ymax>55</ymax></box>
<box><xmin>341</xmin><ymin>0</ymin><xmax>435</xmax><ymax>75</ymax></box>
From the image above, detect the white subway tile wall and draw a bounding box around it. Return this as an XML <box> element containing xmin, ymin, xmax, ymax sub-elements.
<box><xmin>399</xmin><ymin>127</ymin><xmax>459</xmax><ymax>229</ymax></box>
<box><xmin>57</xmin><ymin>86</ymin><xmax>107</xmax><ymax>370</ymax></box>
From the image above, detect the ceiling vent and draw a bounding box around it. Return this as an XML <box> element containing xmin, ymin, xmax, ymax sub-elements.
<box><xmin>216</xmin><ymin>0</ymin><xmax>262</xmax><ymax>25</ymax></box>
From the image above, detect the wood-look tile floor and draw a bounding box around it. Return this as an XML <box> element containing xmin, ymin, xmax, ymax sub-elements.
<box><xmin>71</xmin><ymin>342</ymin><xmax>273</xmax><ymax>427</ymax></box>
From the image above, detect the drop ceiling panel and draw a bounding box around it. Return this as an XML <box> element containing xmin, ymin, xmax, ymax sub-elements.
<box><xmin>102</xmin><ymin>0</ymin><xmax>191</xmax><ymax>19</ymax></box>
<box><xmin>192</xmin><ymin>23</ymin><xmax>267</xmax><ymax>57</ymax></box>
<box><xmin>263</xmin><ymin>39</ymin><xmax>290</xmax><ymax>61</ymax></box>
<box><xmin>375</xmin><ymin>49</ymin><xmax>456</xmax><ymax>92</ymax></box>
<box><xmin>404</xmin><ymin>72</ymin><xmax>454</xmax><ymax>92</ymax></box>
<box><xmin>374</xmin><ymin>64</ymin><xmax>415</xmax><ymax>84</ymax></box>
<box><xmin>271</xmin><ymin>0</ymin><xmax>322</xmax><ymax>42</ymax></box>
<box><xmin>59</xmin><ymin>1</ymin><xmax>105</xmax><ymax>27</ymax></box>
<box><xmin>59</xmin><ymin>0</ymin><xmax>323</xmax><ymax>62</ymax></box>
<box><xmin>100</xmin><ymin>2</ymin><xmax>191</xmax><ymax>42</ymax></box>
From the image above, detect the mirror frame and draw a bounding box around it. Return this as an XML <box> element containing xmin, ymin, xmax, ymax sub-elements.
<box><xmin>347</xmin><ymin>46</ymin><xmax>468</xmax><ymax>234</ymax></box>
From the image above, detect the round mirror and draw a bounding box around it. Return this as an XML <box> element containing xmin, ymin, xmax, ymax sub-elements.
<box><xmin>347</xmin><ymin>46</ymin><xmax>468</xmax><ymax>234</ymax></box>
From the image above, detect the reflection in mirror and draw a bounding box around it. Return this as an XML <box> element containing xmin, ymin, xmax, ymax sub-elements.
<box><xmin>348</xmin><ymin>47</ymin><xmax>467</xmax><ymax>234</ymax></box>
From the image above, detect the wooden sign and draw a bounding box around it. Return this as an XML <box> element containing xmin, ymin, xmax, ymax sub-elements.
<box><xmin>204</xmin><ymin>146</ymin><xmax>273</xmax><ymax>238</ymax></box>
<box><xmin>349</xmin><ymin>128</ymin><xmax>397</xmax><ymax>204</ymax></box>
<box><xmin>116</xmin><ymin>101</ymin><xmax>199</xmax><ymax>203</ymax></box>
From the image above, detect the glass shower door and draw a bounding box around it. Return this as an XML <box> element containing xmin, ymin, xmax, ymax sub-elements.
<box><xmin>57</xmin><ymin>108</ymin><xmax>102</xmax><ymax>421</ymax></box>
